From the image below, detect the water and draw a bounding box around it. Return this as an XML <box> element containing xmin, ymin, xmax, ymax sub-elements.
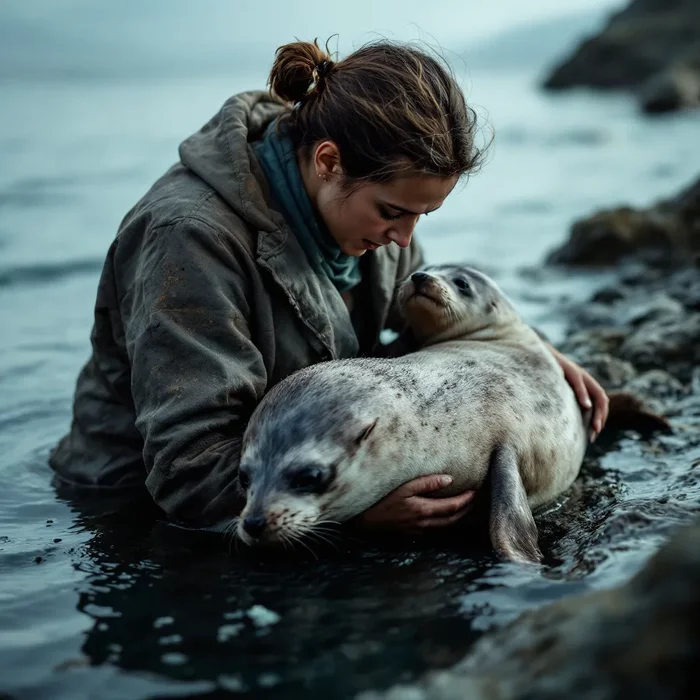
<box><xmin>2</xmin><ymin>3</ymin><xmax>700</xmax><ymax>699</ymax></box>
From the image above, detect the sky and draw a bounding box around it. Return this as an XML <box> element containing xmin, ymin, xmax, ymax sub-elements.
<box><xmin>0</xmin><ymin>0</ymin><xmax>622</xmax><ymax>79</ymax></box>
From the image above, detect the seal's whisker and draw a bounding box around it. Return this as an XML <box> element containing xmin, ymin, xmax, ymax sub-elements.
<box><xmin>224</xmin><ymin>517</ymin><xmax>240</xmax><ymax>555</ymax></box>
<box><xmin>309</xmin><ymin>525</ymin><xmax>342</xmax><ymax>544</ymax></box>
<box><xmin>284</xmin><ymin>531</ymin><xmax>302</xmax><ymax>552</ymax></box>
<box><xmin>232</xmin><ymin>518</ymin><xmax>242</xmax><ymax>553</ymax></box>
<box><xmin>278</xmin><ymin>531</ymin><xmax>292</xmax><ymax>552</ymax></box>
<box><xmin>221</xmin><ymin>523</ymin><xmax>233</xmax><ymax>554</ymax></box>
<box><xmin>287</xmin><ymin>531</ymin><xmax>319</xmax><ymax>561</ymax></box>
<box><xmin>237</xmin><ymin>265</ymin><xmax>586</xmax><ymax>565</ymax></box>
<box><xmin>310</xmin><ymin>526</ymin><xmax>341</xmax><ymax>540</ymax></box>
<box><xmin>314</xmin><ymin>519</ymin><xmax>342</xmax><ymax>528</ymax></box>
<box><xmin>307</xmin><ymin>529</ymin><xmax>340</xmax><ymax>552</ymax></box>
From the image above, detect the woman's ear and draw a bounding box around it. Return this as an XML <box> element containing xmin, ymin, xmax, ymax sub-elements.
<box><xmin>313</xmin><ymin>140</ymin><xmax>343</xmax><ymax>179</ymax></box>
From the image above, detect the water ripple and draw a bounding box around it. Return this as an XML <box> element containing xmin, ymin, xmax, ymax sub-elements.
<box><xmin>0</xmin><ymin>258</ymin><xmax>103</xmax><ymax>288</ymax></box>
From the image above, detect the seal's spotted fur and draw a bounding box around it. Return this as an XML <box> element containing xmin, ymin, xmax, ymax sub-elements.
<box><xmin>236</xmin><ymin>265</ymin><xmax>589</xmax><ymax>562</ymax></box>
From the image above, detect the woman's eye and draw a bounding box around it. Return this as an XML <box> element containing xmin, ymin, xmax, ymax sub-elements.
<box><xmin>378</xmin><ymin>205</ymin><xmax>402</xmax><ymax>221</ymax></box>
<box><xmin>453</xmin><ymin>277</ymin><xmax>471</xmax><ymax>294</ymax></box>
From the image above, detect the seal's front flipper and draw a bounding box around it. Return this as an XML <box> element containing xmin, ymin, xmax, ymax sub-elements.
<box><xmin>489</xmin><ymin>444</ymin><xmax>542</xmax><ymax>564</ymax></box>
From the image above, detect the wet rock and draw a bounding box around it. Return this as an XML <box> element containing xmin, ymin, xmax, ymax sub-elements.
<box><xmin>567</xmin><ymin>302</ymin><xmax>618</xmax><ymax>330</ymax></box>
<box><xmin>625</xmin><ymin>369</ymin><xmax>687</xmax><ymax>403</ymax></box>
<box><xmin>543</xmin><ymin>0</ymin><xmax>700</xmax><ymax>114</ymax></box>
<box><xmin>641</xmin><ymin>58</ymin><xmax>700</xmax><ymax>114</ymax></box>
<box><xmin>675</xmin><ymin>368</ymin><xmax>700</xmax><ymax>417</ymax></box>
<box><xmin>547</xmin><ymin>208</ymin><xmax>676</xmax><ymax>266</ymax></box>
<box><xmin>560</xmin><ymin>327</ymin><xmax>629</xmax><ymax>361</ymax></box>
<box><xmin>618</xmin><ymin>261</ymin><xmax>667</xmax><ymax>288</ymax></box>
<box><xmin>622</xmin><ymin>294</ymin><xmax>685</xmax><ymax>326</ymax></box>
<box><xmin>591</xmin><ymin>285</ymin><xmax>628</xmax><ymax>304</ymax></box>
<box><xmin>358</xmin><ymin>517</ymin><xmax>700</xmax><ymax>700</ymax></box>
<box><xmin>579</xmin><ymin>353</ymin><xmax>637</xmax><ymax>391</ymax></box>
<box><xmin>618</xmin><ymin>312</ymin><xmax>700</xmax><ymax>378</ymax></box>
<box><xmin>547</xmin><ymin>175</ymin><xmax>700</xmax><ymax>267</ymax></box>
<box><xmin>664</xmin><ymin>266</ymin><xmax>700</xmax><ymax>311</ymax></box>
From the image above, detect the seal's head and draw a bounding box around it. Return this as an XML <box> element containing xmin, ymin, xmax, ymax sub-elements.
<box><xmin>235</xmin><ymin>369</ymin><xmax>383</xmax><ymax>548</ymax></box>
<box><xmin>396</xmin><ymin>264</ymin><xmax>520</xmax><ymax>344</ymax></box>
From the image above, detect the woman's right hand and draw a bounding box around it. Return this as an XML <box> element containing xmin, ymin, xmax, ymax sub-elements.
<box><xmin>349</xmin><ymin>475</ymin><xmax>476</xmax><ymax>534</ymax></box>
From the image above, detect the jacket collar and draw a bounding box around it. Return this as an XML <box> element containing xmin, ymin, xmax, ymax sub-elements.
<box><xmin>181</xmin><ymin>89</ymin><xmax>399</xmax><ymax>359</ymax></box>
<box><xmin>256</xmin><ymin>224</ymin><xmax>399</xmax><ymax>359</ymax></box>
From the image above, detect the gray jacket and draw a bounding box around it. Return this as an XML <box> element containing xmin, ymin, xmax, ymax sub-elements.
<box><xmin>50</xmin><ymin>91</ymin><xmax>424</xmax><ymax>527</ymax></box>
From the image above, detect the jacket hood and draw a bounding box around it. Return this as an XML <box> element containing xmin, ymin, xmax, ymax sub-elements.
<box><xmin>178</xmin><ymin>90</ymin><xmax>286</xmax><ymax>233</ymax></box>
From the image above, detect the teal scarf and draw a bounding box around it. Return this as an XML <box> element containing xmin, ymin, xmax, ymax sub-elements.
<box><xmin>253</xmin><ymin>121</ymin><xmax>361</xmax><ymax>293</ymax></box>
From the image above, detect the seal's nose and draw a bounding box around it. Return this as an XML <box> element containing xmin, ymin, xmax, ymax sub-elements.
<box><xmin>411</xmin><ymin>271</ymin><xmax>430</xmax><ymax>289</ymax></box>
<box><xmin>242</xmin><ymin>515</ymin><xmax>266</xmax><ymax>538</ymax></box>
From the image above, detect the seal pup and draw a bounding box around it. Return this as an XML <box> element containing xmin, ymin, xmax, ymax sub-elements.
<box><xmin>235</xmin><ymin>265</ymin><xmax>590</xmax><ymax>563</ymax></box>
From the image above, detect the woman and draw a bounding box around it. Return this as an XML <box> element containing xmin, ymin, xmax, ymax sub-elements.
<box><xmin>50</xmin><ymin>40</ymin><xmax>608</xmax><ymax>533</ymax></box>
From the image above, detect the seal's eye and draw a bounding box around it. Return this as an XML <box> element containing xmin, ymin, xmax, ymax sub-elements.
<box><xmin>238</xmin><ymin>468</ymin><xmax>251</xmax><ymax>491</ymax></box>
<box><xmin>453</xmin><ymin>277</ymin><xmax>472</xmax><ymax>295</ymax></box>
<box><xmin>288</xmin><ymin>467</ymin><xmax>327</xmax><ymax>494</ymax></box>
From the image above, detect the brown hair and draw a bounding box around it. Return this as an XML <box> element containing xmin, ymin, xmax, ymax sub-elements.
<box><xmin>268</xmin><ymin>39</ymin><xmax>487</xmax><ymax>184</ymax></box>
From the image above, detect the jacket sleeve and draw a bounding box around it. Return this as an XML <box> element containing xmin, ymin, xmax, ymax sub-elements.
<box><xmin>121</xmin><ymin>217</ymin><xmax>268</xmax><ymax>527</ymax></box>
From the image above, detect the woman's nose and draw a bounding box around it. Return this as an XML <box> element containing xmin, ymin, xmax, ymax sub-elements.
<box><xmin>387</xmin><ymin>217</ymin><xmax>418</xmax><ymax>248</ymax></box>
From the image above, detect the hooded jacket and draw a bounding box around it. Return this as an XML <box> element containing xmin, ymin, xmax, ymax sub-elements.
<box><xmin>49</xmin><ymin>91</ymin><xmax>424</xmax><ymax>527</ymax></box>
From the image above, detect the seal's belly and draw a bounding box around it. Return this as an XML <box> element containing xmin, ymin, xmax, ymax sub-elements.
<box><xmin>366</xmin><ymin>345</ymin><xmax>586</xmax><ymax>504</ymax></box>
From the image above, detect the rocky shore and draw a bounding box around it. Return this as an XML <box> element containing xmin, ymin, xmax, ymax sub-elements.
<box><xmin>543</xmin><ymin>0</ymin><xmax>700</xmax><ymax>114</ymax></box>
<box><xmin>360</xmin><ymin>519</ymin><xmax>700</xmax><ymax>700</ymax></box>
<box><xmin>359</xmin><ymin>175</ymin><xmax>700</xmax><ymax>700</ymax></box>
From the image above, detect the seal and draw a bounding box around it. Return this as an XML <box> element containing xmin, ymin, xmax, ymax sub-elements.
<box><xmin>234</xmin><ymin>264</ymin><xmax>590</xmax><ymax>563</ymax></box>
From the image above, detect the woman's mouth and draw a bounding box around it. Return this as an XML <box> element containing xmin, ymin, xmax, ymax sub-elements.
<box><xmin>362</xmin><ymin>239</ymin><xmax>381</xmax><ymax>251</ymax></box>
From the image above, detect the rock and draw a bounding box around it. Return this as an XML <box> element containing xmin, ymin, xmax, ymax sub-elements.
<box><xmin>568</xmin><ymin>302</ymin><xmax>618</xmax><ymax>330</ymax></box>
<box><xmin>625</xmin><ymin>369</ymin><xmax>687</xmax><ymax>402</ymax></box>
<box><xmin>664</xmin><ymin>266</ymin><xmax>700</xmax><ymax>311</ymax></box>
<box><xmin>580</xmin><ymin>353</ymin><xmax>638</xmax><ymax>390</ymax></box>
<box><xmin>543</xmin><ymin>0</ymin><xmax>700</xmax><ymax>114</ymax></box>
<box><xmin>641</xmin><ymin>58</ymin><xmax>700</xmax><ymax>114</ymax></box>
<box><xmin>591</xmin><ymin>285</ymin><xmax>629</xmax><ymax>304</ymax></box>
<box><xmin>546</xmin><ymin>208</ymin><xmax>676</xmax><ymax>266</ymax></box>
<box><xmin>547</xmin><ymin>175</ymin><xmax>700</xmax><ymax>267</ymax></box>
<box><xmin>358</xmin><ymin>517</ymin><xmax>700</xmax><ymax>700</ymax></box>
<box><xmin>618</xmin><ymin>312</ymin><xmax>700</xmax><ymax>377</ymax></box>
<box><xmin>618</xmin><ymin>261</ymin><xmax>667</xmax><ymax>288</ymax></box>
<box><xmin>622</xmin><ymin>294</ymin><xmax>685</xmax><ymax>326</ymax></box>
<box><xmin>561</xmin><ymin>327</ymin><xmax>629</xmax><ymax>361</ymax></box>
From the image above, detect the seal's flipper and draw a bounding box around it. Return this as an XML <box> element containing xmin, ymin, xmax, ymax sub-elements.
<box><xmin>489</xmin><ymin>444</ymin><xmax>542</xmax><ymax>564</ymax></box>
<box><xmin>605</xmin><ymin>391</ymin><xmax>672</xmax><ymax>436</ymax></box>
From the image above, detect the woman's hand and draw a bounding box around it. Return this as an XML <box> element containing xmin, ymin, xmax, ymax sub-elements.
<box><xmin>546</xmin><ymin>343</ymin><xmax>609</xmax><ymax>441</ymax></box>
<box><xmin>350</xmin><ymin>475</ymin><xmax>476</xmax><ymax>534</ymax></box>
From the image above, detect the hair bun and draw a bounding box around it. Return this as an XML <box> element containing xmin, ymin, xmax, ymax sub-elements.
<box><xmin>314</xmin><ymin>59</ymin><xmax>334</xmax><ymax>80</ymax></box>
<box><xmin>269</xmin><ymin>40</ymin><xmax>333</xmax><ymax>104</ymax></box>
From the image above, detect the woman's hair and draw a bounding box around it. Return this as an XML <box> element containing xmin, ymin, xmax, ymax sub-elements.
<box><xmin>268</xmin><ymin>39</ymin><xmax>487</xmax><ymax>184</ymax></box>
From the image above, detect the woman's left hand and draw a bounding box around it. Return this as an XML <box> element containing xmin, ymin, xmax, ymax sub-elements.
<box><xmin>545</xmin><ymin>343</ymin><xmax>609</xmax><ymax>441</ymax></box>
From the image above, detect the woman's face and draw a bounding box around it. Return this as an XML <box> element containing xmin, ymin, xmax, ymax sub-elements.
<box><xmin>304</xmin><ymin>141</ymin><xmax>459</xmax><ymax>257</ymax></box>
<box><xmin>318</xmin><ymin>172</ymin><xmax>459</xmax><ymax>256</ymax></box>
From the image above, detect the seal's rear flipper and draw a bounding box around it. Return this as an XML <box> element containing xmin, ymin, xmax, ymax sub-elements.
<box><xmin>605</xmin><ymin>391</ymin><xmax>672</xmax><ymax>436</ymax></box>
<box><xmin>489</xmin><ymin>444</ymin><xmax>542</xmax><ymax>564</ymax></box>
